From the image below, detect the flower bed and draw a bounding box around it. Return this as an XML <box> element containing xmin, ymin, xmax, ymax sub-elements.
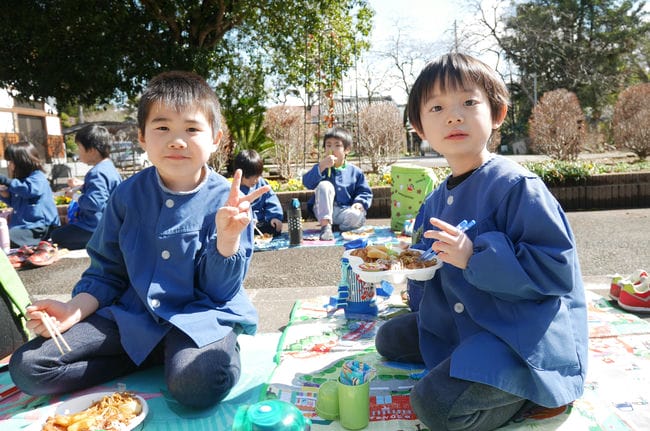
<box><xmin>276</xmin><ymin>172</ymin><xmax>650</xmax><ymax>220</ymax></box>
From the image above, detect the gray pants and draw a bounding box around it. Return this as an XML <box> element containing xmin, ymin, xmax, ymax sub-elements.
<box><xmin>313</xmin><ymin>181</ymin><xmax>366</xmax><ymax>231</ymax></box>
<box><xmin>375</xmin><ymin>312</ymin><xmax>526</xmax><ymax>430</ymax></box>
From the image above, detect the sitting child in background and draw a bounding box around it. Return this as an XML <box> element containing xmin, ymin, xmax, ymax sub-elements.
<box><xmin>50</xmin><ymin>124</ymin><xmax>122</xmax><ymax>250</ymax></box>
<box><xmin>302</xmin><ymin>127</ymin><xmax>372</xmax><ymax>241</ymax></box>
<box><xmin>9</xmin><ymin>70</ymin><xmax>269</xmax><ymax>409</ymax></box>
<box><xmin>0</xmin><ymin>141</ymin><xmax>60</xmax><ymax>250</ymax></box>
<box><xmin>374</xmin><ymin>52</ymin><xmax>588</xmax><ymax>430</ymax></box>
<box><xmin>233</xmin><ymin>149</ymin><xmax>283</xmax><ymax>236</ymax></box>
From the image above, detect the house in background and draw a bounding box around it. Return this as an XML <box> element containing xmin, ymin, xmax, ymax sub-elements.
<box><xmin>0</xmin><ymin>89</ymin><xmax>64</xmax><ymax>167</ymax></box>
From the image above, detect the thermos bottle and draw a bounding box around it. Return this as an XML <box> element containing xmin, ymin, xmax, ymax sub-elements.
<box><xmin>0</xmin><ymin>217</ymin><xmax>10</xmax><ymax>254</ymax></box>
<box><xmin>288</xmin><ymin>198</ymin><xmax>302</xmax><ymax>246</ymax></box>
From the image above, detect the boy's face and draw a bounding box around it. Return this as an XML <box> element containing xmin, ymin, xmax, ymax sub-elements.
<box><xmin>324</xmin><ymin>137</ymin><xmax>348</xmax><ymax>167</ymax></box>
<box><xmin>139</xmin><ymin>102</ymin><xmax>221</xmax><ymax>192</ymax></box>
<box><xmin>241</xmin><ymin>175</ymin><xmax>260</xmax><ymax>188</ymax></box>
<box><xmin>417</xmin><ymin>84</ymin><xmax>505</xmax><ymax>162</ymax></box>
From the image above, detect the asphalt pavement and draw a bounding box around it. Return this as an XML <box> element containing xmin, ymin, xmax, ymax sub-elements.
<box><xmin>16</xmin><ymin>208</ymin><xmax>650</xmax><ymax>333</ymax></box>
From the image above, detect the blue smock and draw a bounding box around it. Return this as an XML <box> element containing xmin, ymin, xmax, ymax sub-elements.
<box><xmin>302</xmin><ymin>162</ymin><xmax>373</xmax><ymax>212</ymax></box>
<box><xmin>73</xmin><ymin>166</ymin><xmax>258</xmax><ymax>365</ymax></box>
<box><xmin>240</xmin><ymin>177</ymin><xmax>283</xmax><ymax>223</ymax></box>
<box><xmin>73</xmin><ymin>159</ymin><xmax>122</xmax><ymax>232</ymax></box>
<box><xmin>411</xmin><ymin>155</ymin><xmax>587</xmax><ymax>407</ymax></box>
<box><xmin>0</xmin><ymin>170</ymin><xmax>60</xmax><ymax>230</ymax></box>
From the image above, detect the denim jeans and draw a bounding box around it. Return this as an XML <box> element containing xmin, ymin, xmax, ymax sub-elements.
<box><xmin>9</xmin><ymin>313</ymin><xmax>241</xmax><ymax>409</ymax></box>
<box><xmin>376</xmin><ymin>313</ymin><xmax>526</xmax><ymax>430</ymax></box>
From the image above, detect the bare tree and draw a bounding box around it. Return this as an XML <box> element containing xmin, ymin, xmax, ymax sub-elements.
<box><xmin>357</xmin><ymin>102</ymin><xmax>404</xmax><ymax>172</ymax></box>
<box><xmin>613</xmin><ymin>83</ymin><xmax>650</xmax><ymax>159</ymax></box>
<box><xmin>529</xmin><ymin>89</ymin><xmax>585</xmax><ymax>161</ymax></box>
<box><xmin>264</xmin><ymin>106</ymin><xmax>316</xmax><ymax>179</ymax></box>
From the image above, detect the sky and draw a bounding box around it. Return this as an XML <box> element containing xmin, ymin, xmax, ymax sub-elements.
<box><xmin>356</xmin><ymin>0</ymin><xmax>477</xmax><ymax>104</ymax></box>
<box><xmin>368</xmin><ymin>0</ymin><xmax>468</xmax><ymax>47</ymax></box>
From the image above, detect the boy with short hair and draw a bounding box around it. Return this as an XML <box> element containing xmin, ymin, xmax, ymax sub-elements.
<box><xmin>233</xmin><ymin>149</ymin><xmax>283</xmax><ymax>236</ymax></box>
<box><xmin>9</xmin><ymin>71</ymin><xmax>269</xmax><ymax>409</ymax></box>
<box><xmin>302</xmin><ymin>127</ymin><xmax>372</xmax><ymax>241</ymax></box>
<box><xmin>375</xmin><ymin>53</ymin><xmax>588</xmax><ymax>430</ymax></box>
<box><xmin>50</xmin><ymin>124</ymin><xmax>122</xmax><ymax>250</ymax></box>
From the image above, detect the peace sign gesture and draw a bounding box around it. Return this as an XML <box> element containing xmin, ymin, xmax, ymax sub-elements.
<box><xmin>215</xmin><ymin>169</ymin><xmax>270</xmax><ymax>257</ymax></box>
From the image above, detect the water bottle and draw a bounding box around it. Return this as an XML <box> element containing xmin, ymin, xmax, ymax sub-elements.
<box><xmin>0</xmin><ymin>217</ymin><xmax>9</xmax><ymax>254</ymax></box>
<box><xmin>288</xmin><ymin>198</ymin><xmax>302</xmax><ymax>246</ymax></box>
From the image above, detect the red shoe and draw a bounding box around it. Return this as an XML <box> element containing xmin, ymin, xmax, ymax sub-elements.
<box><xmin>7</xmin><ymin>245</ymin><xmax>35</xmax><ymax>269</ymax></box>
<box><xmin>26</xmin><ymin>241</ymin><xmax>59</xmax><ymax>267</ymax></box>
<box><xmin>609</xmin><ymin>274</ymin><xmax>624</xmax><ymax>300</ymax></box>
<box><xmin>617</xmin><ymin>270</ymin><xmax>650</xmax><ymax>313</ymax></box>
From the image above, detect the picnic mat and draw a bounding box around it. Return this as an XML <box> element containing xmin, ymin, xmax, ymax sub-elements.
<box><xmin>262</xmin><ymin>290</ymin><xmax>650</xmax><ymax>430</ymax></box>
<box><xmin>0</xmin><ymin>332</ymin><xmax>280</xmax><ymax>431</ymax></box>
<box><xmin>254</xmin><ymin>225</ymin><xmax>408</xmax><ymax>252</ymax></box>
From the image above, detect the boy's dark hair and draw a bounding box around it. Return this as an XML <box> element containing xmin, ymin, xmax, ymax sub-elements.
<box><xmin>323</xmin><ymin>127</ymin><xmax>353</xmax><ymax>150</ymax></box>
<box><xmin>407</xmin><ymin>53</ymin><xmax>510</xmax><ymax>133</ymax></box>
<box><xmin>233</xmin><ymin>150</ymin><xmax>263</xmax><ymax>178</ymax></box>
<box><xmin>75</xmin><ymin>124</ymin><xmax>113</xmax><ymax>158</ymax></box>
<box><xmin>4</xmin><ymin>141</ymin><xmax>44</xmax><ymax>179</ymax></box>
<box><xmin>137</xmin><ymin>71</ymin><xmax>222</xmax><ymax>139</ymax></box>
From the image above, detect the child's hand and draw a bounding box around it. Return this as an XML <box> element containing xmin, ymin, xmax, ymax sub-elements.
<box><xmin>216</xmin><ymin>169</ymin><xmax>270</xmax><ymax>256</ymax></box>
<box><xmin>25</xmin><ymin>300</ymin><xmax>77</xmax><ymax>336</ymax></box>
<box><xmin>423</xmin><ymin>217</ymin><xmax>474</xmax><ymax>269</ymax></box>
<box><xmin>319</xmin><ymin>153</ymin><xmax>337</xmax><ymax>173</ymax></box>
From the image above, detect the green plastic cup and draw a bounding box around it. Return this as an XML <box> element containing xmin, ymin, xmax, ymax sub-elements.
<box><xmin>315</xmin><ymin>380</ymin><xmax>339</xmax><ymax>420</ymax></box>
<box><xmin>337</xmin><ymin>379</ymin><xmax>370</xmax><ymax>430</ymax></box>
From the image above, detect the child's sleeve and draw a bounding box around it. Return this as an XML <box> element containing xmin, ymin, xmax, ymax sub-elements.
<box><xmin>302</xmin><ymin>164</ymin><xmax>324</xmax><ymax>190</ymax></box>
<box><xmin>464</xmin><ymin>180</ymin><xmax>579</xmax><ymax>302</ymax></box>
<box><xmin>352</xmin><ymin>171</ymin><xmax>373</xmax><ymax>210</ymax></box>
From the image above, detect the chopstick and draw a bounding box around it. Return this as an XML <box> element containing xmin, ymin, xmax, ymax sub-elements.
<box><xmin>40</xmin><ymin>311</ymin><xmax>72</xmax><ymax>355</ymax></box>
<box><xmin>420</xmin><ymin>219</ymin><xmax>476</xmax><ymax>261</ymax></box>
<box><xmin>253</xmin><ymin>224</ymin><xmax>265</xmax><ymax>237</ymax></box>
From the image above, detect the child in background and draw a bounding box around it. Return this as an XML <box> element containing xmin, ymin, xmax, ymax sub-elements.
<box><xmin>302</xmin><ymin>127</ymin><xmax>372</xmax><ymax>241</ymax></box>
<box><xmin>233</xmin><ymin>149</ymin><xmax>283</xmax><ymax>236</ymax></box>
<box><xmin>374</xmin><ymin>53</ymin><xmax>588</xmax><ymax>430</ymax></box>
<box><xmin>9</xmin><ymin>70</ymin><xmax>270</xmax><ymax>409</ymax></box>
<box><xmin>50</xmin><ymin>124</ymin><xmax>122</xmax><ymax>250</ymax></box>
<box><xmin>0</xmin><ymin>141</ymin><xmax>60</xmax><ymax>249</ymax></box>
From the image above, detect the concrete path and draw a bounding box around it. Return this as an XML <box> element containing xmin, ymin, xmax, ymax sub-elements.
<box><xmin>18</xmin><ymin>208</ymin><xmax>650</xmax><ymax>333</ymax></box>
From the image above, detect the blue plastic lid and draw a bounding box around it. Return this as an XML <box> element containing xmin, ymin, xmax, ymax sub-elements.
<box><xmin>291</xmin><ymin>198</ymin><xmax>300</xmax><ymax>208</ymax></box>
<box><xmin>232</xmin><ymin>399</ymin><xmax>311</xmax><ymax>431</ymax></box>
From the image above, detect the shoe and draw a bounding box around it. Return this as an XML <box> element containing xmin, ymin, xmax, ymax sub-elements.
<box><xmin>7</xmin><ymin>245</ymin><xmax>35</xmax><ymax>269</ymax></box>
<box><xmin>610</xmin><ymin>274</ymin><xmax>624</xmax><ymax>300</ymax></box>
<box><xmin>617</xmin><ymin>270</ymin><xmax>650</xmax><ymax>313</ymax></box>
<box><xmin>319</xmin><ymin>224</ymin><xmax>334</xmax><ymax>241</ymax></box>
<box><xmin>26</xmin><ymin>241</ymin><xmax>59</xmax><ymax>267</ymax></box>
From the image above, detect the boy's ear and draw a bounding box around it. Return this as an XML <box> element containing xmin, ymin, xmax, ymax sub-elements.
<box><xmin>212</xmin><ymin>129</ymin><xmax>223</xmax><ymax>153</ymax></box>
<box><xmin>493</xmin><ymin>105</ymin><xmax>508</xmax><ymax>129</ymax></box>
<box><xmin>137</xmin><ymin>130</ymin><xmax>146</xmax><ymax>149</ymax></box>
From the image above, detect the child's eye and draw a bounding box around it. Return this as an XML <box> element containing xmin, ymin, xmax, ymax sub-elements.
<box><xmin>464</xmin><ymin>99</ymin><xmax>478</xmax><ymax>106</ymax></box>
<box><xmin>187</xmin><ymin>127</ymin><xmax>200</xmax><ymax>133</ymax></box>
<box><xmin>430</xmin><ymin>105</ymin><xmax>442</xmax><ymax>112</ymax></box>
<box><xmin>156</xmin><ymin>126</ymin><xmax>169</xmax><ymax>131</ymax></box>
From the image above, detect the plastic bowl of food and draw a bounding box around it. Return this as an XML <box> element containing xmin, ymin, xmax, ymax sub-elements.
<box><xmin>344</xmin><ymin>247</ymin><xmax>442</xmax><ymax>284</ymax></box>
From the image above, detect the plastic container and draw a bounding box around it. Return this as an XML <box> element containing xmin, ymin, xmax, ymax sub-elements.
<box><xmin>338</xmin><ymin>379</ymin><xmax>370</xmax><ymax>430</ymax></box>
<box><xmin>315</xmin><ymin>380</ymin><xmax>339</xmax><ymax>420</ymax></box>
<box><xmin>390</xmin><ymin>163</ymin><xmax>438</xmax><ymax>231</ymax></box>
<box><xmin>232</xmin><ymin>399</ymin><xmax>311</xmax><ymax>431</ymax></box>
<box><xmin>288</xmin><ymin>198</ymin><xmax>303</xmax><ymax>246</ymax></box>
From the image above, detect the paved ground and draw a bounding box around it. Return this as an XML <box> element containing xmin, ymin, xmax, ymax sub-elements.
<box><xmin>16</xmin><ymin>208</ymin><xmax>650</xmax><ymax>333</ymax></box>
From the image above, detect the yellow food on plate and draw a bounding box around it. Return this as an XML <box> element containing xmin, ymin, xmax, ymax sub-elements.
<box><xmin>42</xmin><ymin>392</ymin><xmax>142</xmax><ymax>431</ymax></box>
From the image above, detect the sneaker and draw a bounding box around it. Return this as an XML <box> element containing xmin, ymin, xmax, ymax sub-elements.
<box><xmin>320</xmin><ymin>224</ymin><xmax>334</xmax><ymax>241</ymax></box>
<box><xmin>617</xmin><ymin>270</ymin><xmax>650</xmax><ymax>313</ymax></box>
<box><xmin>610</xmin><ymin>274</ymin><xmax>624</xmax><ymax>300</ymax></box>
